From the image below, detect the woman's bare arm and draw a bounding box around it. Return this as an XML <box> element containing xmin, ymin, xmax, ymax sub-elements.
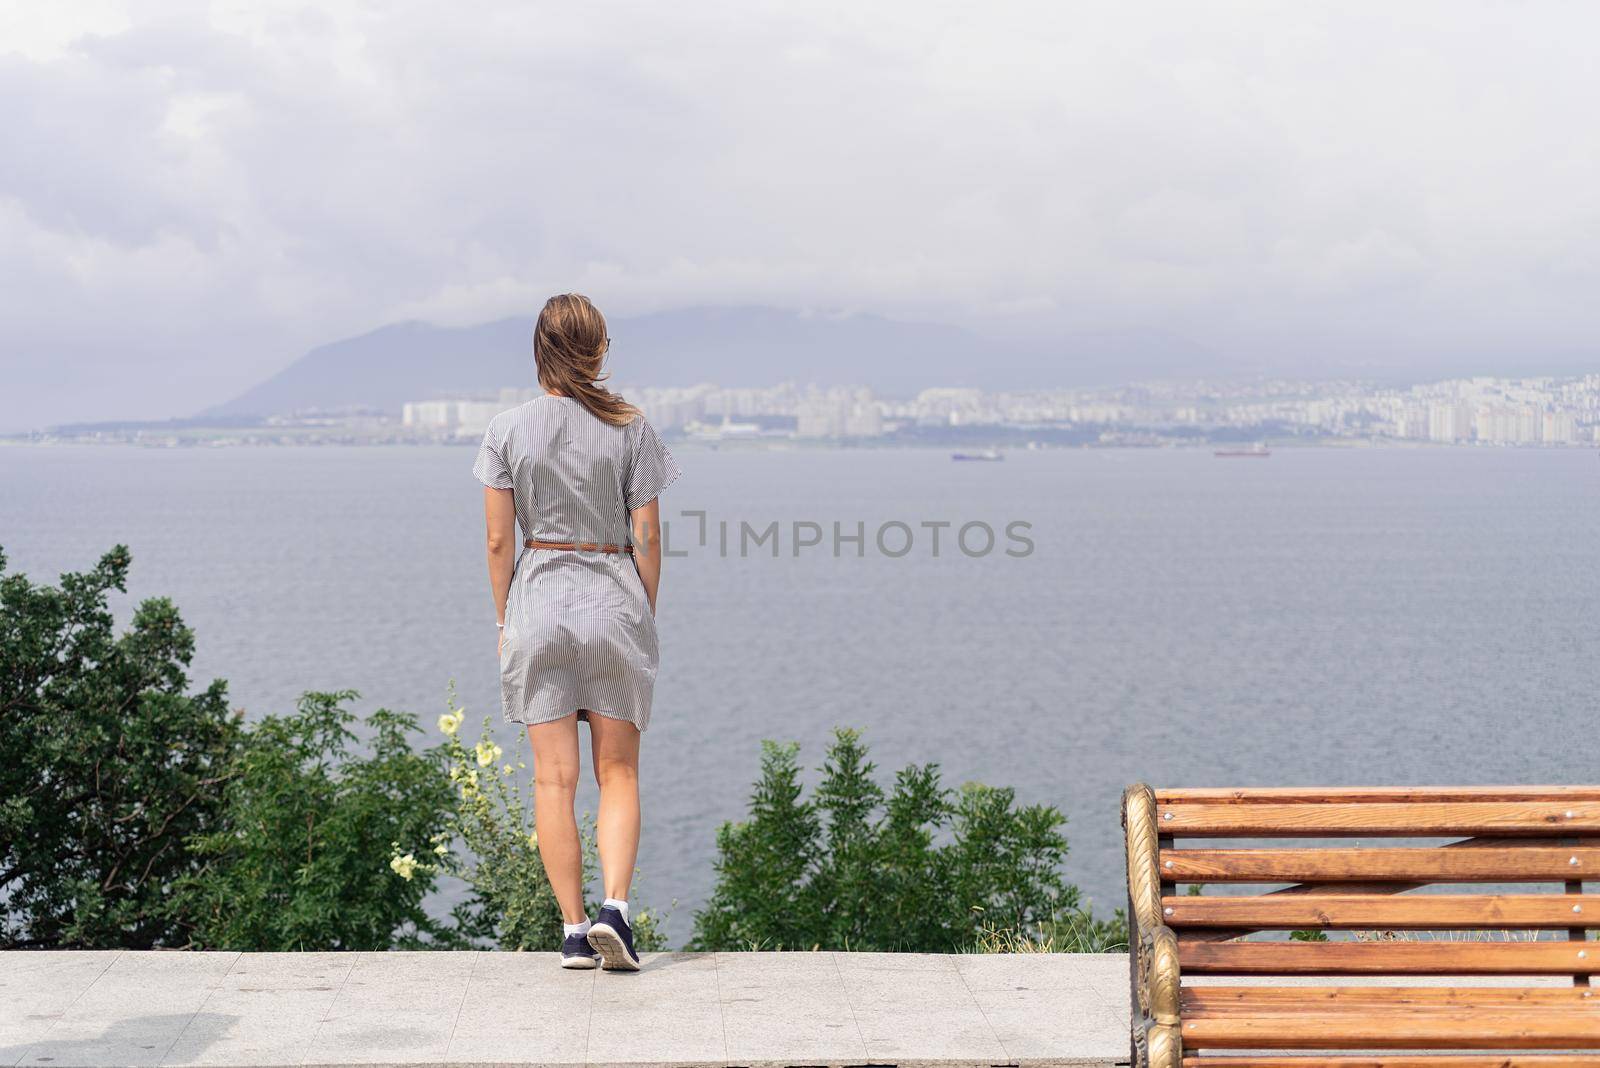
<box><xmin>630</xmin><ymin>498</ymin><xmax>662</xmax><ymax>615</ymax></box>
<box><xmin>484</xmin><ymin>487</ymin><xmax>517</xmax><ymax>651</ymax></box>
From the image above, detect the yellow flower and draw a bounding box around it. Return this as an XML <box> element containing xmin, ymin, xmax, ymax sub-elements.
<box><xmin>474</xmin><ymin>740</ymin><xmax>503</xmax><ymax>767</ymax></box>
<box><xmin>433</xmin><ymin>843</ymin><xmax>449</xmax><ymax>856</ymax></box>
<box><xmin>502</xmin><ymin>764</ymin><xmax>513</xmax><ymax>776</ymax></box>
<box><xmin>528</xmin><ymin>831</ymin><xmax>538</xmax><ymax>849</ymax></box>
<box><xmin>389</xmin><ymin>852</ymin><xmax>419</xmax><ymax>881</ymax></box>
<box><xmin>438</xmin><ymin>711</ymin><xmax>462</xmax><ymax>736</ymax></box>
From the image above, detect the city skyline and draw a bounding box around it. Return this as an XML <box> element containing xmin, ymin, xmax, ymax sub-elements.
<box><xmin>410</xmin><ymin>373</ymin><xmax>1600</xmax><ymax>447</ymax></box>
<box><xmin>23</xmin><ymin>369</ymin><xmax>1599</xmax><ymax>449</ymax></box>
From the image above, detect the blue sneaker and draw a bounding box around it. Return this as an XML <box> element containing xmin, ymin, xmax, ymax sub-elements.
<box><xmin>561</xmin><ymin>931</ymin><xmax>601</xmax><ymax>969</ymax></box>
<box><xmin>587</xmin><ymin>906</ymin><xmax>641</xmax><ymax>971</ymax></box>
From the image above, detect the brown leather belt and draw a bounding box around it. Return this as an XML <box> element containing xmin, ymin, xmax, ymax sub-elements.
<box><xmin>525</xmin><ymin>539</ymin><xmax>633</xmax><ymax>555</ymax></box>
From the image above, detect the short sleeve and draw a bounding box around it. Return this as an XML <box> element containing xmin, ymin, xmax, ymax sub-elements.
<box><xmin>625</xmin><ymin>418</ymin><xmax>681</xmax><ymax>510</ymax></box>
<box><xmin>472</xmin><ymin>421</ymin><xmax>513</xmax><ymax>490</ymax></box>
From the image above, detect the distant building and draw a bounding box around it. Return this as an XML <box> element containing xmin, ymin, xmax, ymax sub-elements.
<box><xmin>455</xmin><ymin>401</ymin><xmax>503</xmax><ymax>436</ymax></box>
<box><xmin>1470</xmin><ymin>404</ymin><xmax>1576</xmax><ymax>445</ymax></box>
<box><xmin>1394</xmin><ymin>404</ymin><xmax>1428</xmax><ymax>439</ymax></box>
<box><xmin>1427</xmin><ymin>402</ymin><xmax>1471</xmax><ymax>443</ymax></box>
<box><xmin>684</xmin><ymin>417</ymin><xmax>763</xmax><ymax>441</ymax></box>
<box><xmin>402</xmin><ymin>396</ymin><xmax>513</xmax><ymax>437</ymax></box>
<box><xmin>913</xmin><ymin>387</ymin><xmax>986</xmax><ymax>426</ymax></box>
<box><xmin>630</xmin><ymin>385</ymin><xmax>714</xmax><ymax>431</ymax></box>
<box><xmin>1543</xmin><ymin>410</ymin><xmax>1577</xmax><ymax>445</ymax></box>
<box><xmin>402</xmin><ymin>400</ymin><xmax>457</xmax><ymax>431</ymax></box>
<box><xmin>706</xmin><ymin>384</ymin><xmax>800</xmax><ymax>418</ymax></box>
<box><xmin>797</xmin><ymin>387</ymin><xmax>882</xmax><ymax>438</ymax></box>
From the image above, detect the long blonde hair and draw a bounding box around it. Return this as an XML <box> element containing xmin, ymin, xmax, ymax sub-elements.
<box><xmin>533</xmin><ymin>293</ymin><xmax>638</xmax><ymax>427</ymax></box>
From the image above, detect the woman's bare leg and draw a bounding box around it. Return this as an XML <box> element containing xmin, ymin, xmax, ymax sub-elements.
<box><xmin>587</xmin><ymin>713</ymin><xmax>641</xmax><ymax>902</ymax></box>
<box><xmin>526</xmin><ymin>714</ymin><xmax>586</xmax><ymax>924</ymax></box>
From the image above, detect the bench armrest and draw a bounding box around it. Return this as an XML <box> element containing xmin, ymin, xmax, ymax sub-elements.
<box><xmin>1125</xmin><ymin>783</ymin><xmax>1181</xmax><ymax>1068</ymax></box>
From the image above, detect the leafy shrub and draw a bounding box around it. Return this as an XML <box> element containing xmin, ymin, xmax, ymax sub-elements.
<box><xmin>170</xmin><ymin>691</ymin><xmax>458</xmax><ymax>950</ymax></box>
<box><xmin>690</xmin><ymin>728</ymin><xmax>1117</xmax><ymax>952</ymax></box>
<box><xmin>1</xmin><ymin>546</ymin><xmax>241</xmax><ymax>949</ymax></box>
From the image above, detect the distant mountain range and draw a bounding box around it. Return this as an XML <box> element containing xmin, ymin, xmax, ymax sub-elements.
<box><xmin>200</xmin><ymin>305</ymin><xmax>1220</xmax><ymax>418</ymax></box>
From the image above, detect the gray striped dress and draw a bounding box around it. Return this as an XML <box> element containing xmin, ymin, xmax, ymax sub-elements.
<box><xmin>473</xmin><ymin>396</ymin><xmax>682</xmax><ymax>731</ymax></box>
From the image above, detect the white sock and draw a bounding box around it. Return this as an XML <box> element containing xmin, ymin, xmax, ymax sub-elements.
<box><xmin>602</xmin><ymin>898</ymin><xmax>630</xmax><ymax>925</ymax></box>
<box><xmin>563</xmin><ymin>918</ymin><xmax>591</xmax><ymax>938</ymax></box>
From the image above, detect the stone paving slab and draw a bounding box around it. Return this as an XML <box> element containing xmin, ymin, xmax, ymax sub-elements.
<box><xmin>0</xmin><ymin>950</ymin><xmax>124</xmax><ymax>1057</ymax></box>
<box><xmin>0</xmin><ymin>951</ymin><xmax>1133</xmax><ymax>1068</ymax></box>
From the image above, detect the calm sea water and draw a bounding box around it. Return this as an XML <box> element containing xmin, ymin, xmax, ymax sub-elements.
<box><xmin>3</xmin><ymin>443</ymin><xmax>1597</xmax><ymax>944</ymax></box>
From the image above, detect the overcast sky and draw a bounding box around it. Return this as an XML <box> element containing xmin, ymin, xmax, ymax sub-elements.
<box><xmin>3</xmin><ymin>1</ymin><xmax>1598</xmax><ymax>430</ymax></box>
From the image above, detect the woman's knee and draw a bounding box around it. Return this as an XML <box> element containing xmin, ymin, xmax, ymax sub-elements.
<box><xmin>534</xmin><ymin>761</ymin><xmax>581</xmax><ymax>796</ymax></box>
<box><xmin>593</xmin><ymin>753</ymin><xmax>638</xmax><ymax>790</ymax></box>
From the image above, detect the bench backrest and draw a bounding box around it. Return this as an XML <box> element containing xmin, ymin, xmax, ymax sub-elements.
<box><xmin>1125</xmin><ymin>784</ymin><xmax>1600</xmax><ymax>979</ymax></box>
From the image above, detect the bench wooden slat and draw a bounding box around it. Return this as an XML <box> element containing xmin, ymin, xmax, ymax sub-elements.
<box><xmin>1172</xmin><ymin>838</ymin><xmax>1597</xmax><ymax>942</ymax></box>
<box><xmin>1180</xmin><ymin>940</ymin><xmax>1600</xmax><ymax>975</ymax></box>
<box><xmin>1184</xmin><ymin>987</ymin><xmax>1600</xmax><ymax>1011</ymax></box>
<box><xmin>1158</xmin><ymin>787</ymin><xmax>1600</xmax><ymax>804</ymax></box>
<box><xmin>1181</xmin><ymin>1009</ymin><xmax>1600</xmax><ymax>1049</ymax></box>
<box><xmin>1156</xmin><ymin>802</ymin><xmax>1600</xmax><ymax>836</ymax></box>
<box><xmin>1173</xmin><ymin>838</ymin><xmax>1589</xmax><ymax>942</ymax></box>
<box><xmin>1163</xmin><ymin>847</ymin><xmax>1600</xmax><ymax>882</ymax></box>
<box><xmin>1185</xmin><ymin>1058</ymin><xmax>1600</xmax><ymax>1068</ymax></box>
<box><xmin>1163</xmin><ymin>893</ymin><xmax>1600</xmax><ymax>929</ymax></box>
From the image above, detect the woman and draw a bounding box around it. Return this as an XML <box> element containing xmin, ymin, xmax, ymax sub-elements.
<box><xmin>474</xmin><ymin>293</ymin><xmax>680</xmax><ymax>971</ymax></box>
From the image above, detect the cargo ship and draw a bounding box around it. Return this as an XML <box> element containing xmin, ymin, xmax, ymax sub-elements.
<box><xmin>952</xmin><ymin>449</ymin><xmax>1004</xmax><ymax>462</ymax></box>
<box><xmin>1214</xmin><ymin>444</ymin><xmax>1271</xmax><ymax>458</ymax></box>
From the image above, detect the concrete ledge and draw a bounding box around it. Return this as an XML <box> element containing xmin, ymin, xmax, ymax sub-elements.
<box><xmin>1</xmin><ymin>950</ymin><xmax>1132</xmax><ymax>1068</ymax></box>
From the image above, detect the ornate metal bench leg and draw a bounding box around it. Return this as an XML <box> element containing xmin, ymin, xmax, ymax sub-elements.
<box><xmin>1145</xmin><ymin>1022</ymin><xmax>1181</xmax><ymax>1068</ymax></box>
<box><xmin>1140</xmin><ymin>926</ymin><xmax>1182</xmax><ymax>1068</ymax></box>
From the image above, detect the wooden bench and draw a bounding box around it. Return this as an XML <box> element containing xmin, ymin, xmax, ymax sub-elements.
<box><xmin>1122</xmin><ymin>784</ymin><xmax>1600</xmax><ymax>1068</ymax></box>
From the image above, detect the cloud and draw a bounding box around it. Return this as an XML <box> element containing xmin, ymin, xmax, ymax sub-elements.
<box><xmin>3</xmin><ymin>1</ymin><xmax>1599</xmax><ymax>429</ymax></box>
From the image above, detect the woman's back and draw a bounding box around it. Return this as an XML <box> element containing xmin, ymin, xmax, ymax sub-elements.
<box><xmin>474</xmin><ymin>396</ymin><xmax>678</xmax><ymax>545</ymax></box>
<box><xmin>475</xmin><ymin>389</ymin><xmax>679</xmax><ymax>732</ymax></box>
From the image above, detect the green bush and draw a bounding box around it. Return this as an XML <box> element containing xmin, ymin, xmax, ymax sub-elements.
<box><xmin>1</xmin><ymin>547</ymin><xmax>664</xmax><ymax>953</ymax></box>
<box><xmin>1</xmin><ymin>546</ymin><xmax>242</xmax><ymax>949</ymax></box>
<box><xmin>169</xmin><ymin>690</ymin><xmax>458</xmax><ymax>950</ymax></box>
<box><xmin>690</xmin><ymin>728</ymin><xmax>1120</xmax><ymax>952</ymax></box>
<box><xmin>431</xmin><ymin>692</ymin><xmax>666</xmax><ymax>952</ymax></box>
